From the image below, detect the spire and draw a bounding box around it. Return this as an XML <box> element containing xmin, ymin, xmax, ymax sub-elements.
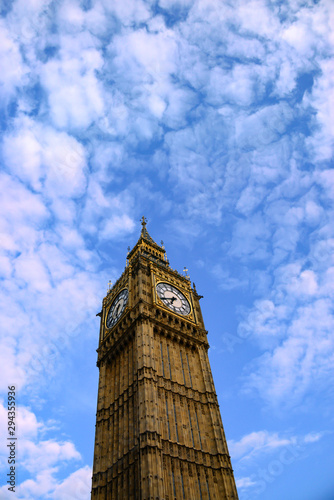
<box><xmin>139</xmin><ymin>216</ymin><xmax>156</xmax><ymax>244</ymax></box>
<box><xmin>127</xmin><ymin>216</ymin><xmax>168</xmax><ymax>266</ymax></box>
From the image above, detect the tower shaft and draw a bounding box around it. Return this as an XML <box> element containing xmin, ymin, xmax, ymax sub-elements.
<box><xmin>91</xmin><ymin>223</ymin><xmax>238</xmax><ymax>499</ymax></box>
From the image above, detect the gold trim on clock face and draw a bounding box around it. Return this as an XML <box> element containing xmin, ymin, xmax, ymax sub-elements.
<box><xmin>156</xmin><ymin>282</ymin><xmax>191</xmax><ymax>316</ymax></box>
<box><xmin>106</xmin><ymin>288</ymin><xmax>129</xmax><ymax>329</ymax></box>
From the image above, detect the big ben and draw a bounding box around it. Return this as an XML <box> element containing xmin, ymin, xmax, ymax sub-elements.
<box><xmin>91</xmin><ymin>217</ymin><xmax>238</xmax><ymax>499</ymax></box>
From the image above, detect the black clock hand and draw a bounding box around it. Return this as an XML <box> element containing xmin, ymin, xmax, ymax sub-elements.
<box><xmin>161</xmin><ymin>296</ymin><xmax>176</xmax><ymax>304</ymax></box>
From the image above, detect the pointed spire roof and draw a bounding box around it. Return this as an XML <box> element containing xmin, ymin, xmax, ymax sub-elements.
<box><xmin>127</xmin><ymin>216</ymin><xmax>168</xmax><ymax>266</ymax></box>
<box><xmin>140</xmin><ymin>216</ymin><xmax>156</xmax><ymax>244</ymax></box>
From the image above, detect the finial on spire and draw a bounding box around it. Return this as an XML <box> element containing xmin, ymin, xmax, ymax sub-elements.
<box><xmin>141</xmin><ymin>216</ymin><xmax>147</xmax><ymax>227</ymax></box>
<box><xmin>108</xmin><ymin>280</ymin><xmax>112</xmax><ymax>291</ymax></box>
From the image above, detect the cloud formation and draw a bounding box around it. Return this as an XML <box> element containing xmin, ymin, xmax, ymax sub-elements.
<box><xmin>0</xmin><ymin>0</ymin><xmax>333</xmax><ymax>497</ymax></box>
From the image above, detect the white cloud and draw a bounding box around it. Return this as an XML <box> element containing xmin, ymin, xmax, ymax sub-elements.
<box><xmin>101</xmin><ymin>214</ymin><xmax>136</xmax><ymax>239</ymax></box>
<box><xmin>318</xmin><ymin>169</ymin><xmax>334</xmax><ymax>200</ymax></box>
<box><xmin>211</xmin><ymin>264</ymin><xmax>249</xmax><ymax>291</ymax></box>
<box><xmin>236</xmin><ymin>476</ymin><xmax>257</xmax><ymax>489</ymax></box>
<box><xmin>225</xmin><ymin>31</ymin><xmax>266</xmax><ymax>61</ymax></box>
<box><xmin>274</xmin><ymin>59</ymin><xmax>298</xmax><ymax>96</ymax></box>
<box><xmin>206</xmin><ymin>64</ymin><xmax>256</xmax><ymax>107</ymax></box>
<box><xmin>111</xmin><ymin>27</ymin><xmax>178</xmax><ymax>81</ymax></box>
<box><xmin>238</xmin><ymin>299</ymin><xmax>287</xmax><ymax>345</ymax></box>
<box><xmin>22</xmin><ymin>440</ymin><xmax>81</xmax><ymax>474</ymax></box>
<box><xmin>286</xmin><ymin>269</ymin><xmax>318</xmax><ymax>296</ymax></box>
<box><xmin>0</xmin><ymin>401</ymin><xmax>79</xmax><ymax>466</ymax></box>
<box><xmin>235</xmin><ymin>103</ymin><xmax>294</xmax><ymax>149</ymax></box>
<box><xmin>0</xmin><ymin>1</ymin><xmax>333</xmax><ymax>497</ymax></box>
<box><xmin>305</xmin><ymin>59</ymin><xmax>334</xmax><ymax>162</ymax></box>
<box><xmin>147</xmin><ymin>93</ymin><xmax>167</xmax><ymax>119</ymax></box>
<box><xmin>235</xmin><ymin>0</ymin><xmax>280</xmax><ymax>37</ymax></box>
<box><xmin>303</xmin><ymin>432</ymin><xmax>324</xmax><ymax>444</ymax></box>
<box><xmin>229</xmin><ymin>428</ymin><xmax>325</xmax><ymax>463</ymax></box>
<box><xmin>228</xmin><ymin>214</ymin><xmax>270</xmax><ymax>260</ymax></box>
<box><xmin>79</xmin><ymin>176</ymin><xmax>136</xmax><ymax>240</ymax></box>
<box><xmin>0</xmin><ymin>168</ymin><xmax>103</xmax><ymax>392</ymax></box>
<box><xmin>2</xmin><ymin>117</ymin><xmax>88</xmax><ymax>198</ymax></box>
<box><xmin>101</xmin><ymin>0</ymin><xmax>151</xmax><ymax>26</ymax></box>
<box><xmin>235</xmin><ymin>183</ymin><xmax>267</xmax><ymax>215</ymax></box>
<box><xmin>3</xmin><ymin>127</ymin><xmax>43</xmax><ymax>190</ymax></box>
<box><xmin>159</xmin><ymin>0</ymin><xmax>193</xmax><ymax>9</ymax></box>
<box><xmin>228</xmin><ymin>430</ymin><xmax>293</xmax><ymax>461</ymax></box>
<box><xmin>0</xmin><ymin>173</ymin><xmax>48</xmax><ymax>227</ymax></box>
<box><xmin>0</xmin><ymin>21</ymin><xmax>28</xmax><ymax>101</ymax></box>
<box><xmin>0</xmin><ymin>401</ymin><xmax>88</xmax><ymax>500</ymax></box>
<box><xmin>244</xmin><ymin>298</ymin><xmax>334</xmax><ymax>406</ymax></box>
<box><xmin>51</xmin><ymin>465</ymin><xmax>91</xmax><ymax>500</ymax></box>
<box><xmin>57</xmin><ymin>1</ymin><xmax>85</xmax><ymax>34</ymax></box>
<box><xmin>164</xmin><ymin>87</ymin><xmax>197</xmax><ymax>128</ymax></box>
<box><xmin>14</xmin><ymin>253</ymin><xmax>51</xmax><ymax>293</ymax></box>
<box><xmin>40</xmin><ymin>39</ymin><xmax>104</xmax><ymax>129</ymax></box>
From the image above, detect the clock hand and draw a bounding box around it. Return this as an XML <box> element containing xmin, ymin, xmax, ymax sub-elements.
<box><xmin>161</xmin><ymin>296</ymin><xmax>176</xmax><ymax>304</ymax></box>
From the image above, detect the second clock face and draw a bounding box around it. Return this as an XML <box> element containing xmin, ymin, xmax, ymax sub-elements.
<box><xmin>156</xmin><ymin>283</ymin><xmax>191</xmax><ymax>316</ymax></box>
<box><xmin>106</xmin><ymin>288</ymin><xmax>129</xmax><ymax>329</ymax></box>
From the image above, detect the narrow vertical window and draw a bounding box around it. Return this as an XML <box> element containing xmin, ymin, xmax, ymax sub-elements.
<box><xmin>128</xmin><ymin>344</ymin><xmax>131</xmax><ymax>386</ymax></box>
<box><xmin>188</xmin><ymin>405</ymin><xmax>195</xmax><ymax>447</ymax></box>
<box><xmin>180</xmin><ymin>351</ymin><xmax>186</xmax><ymax>385</ymax></box>
<box><xmin>134</xmin><ymin>463</ymin><xmax>138</xmax><ymax>500</ymax></box>
<box><xmin>186</xmin><ymin>352</ymin><xmax>193</xmax><ymax>388</ymax></box>
<box><xmin>160</xmin><ymin>342</ymin><xmax>165</xmax><ymax>377</ymax></box>
<box><xmin>181</xmin><ymin>469</ymin><xmax>185</xmax><ymax>499</ymax></box>
<box><xmin>167</xmin><ymin>344</ymin><xmax>172</xmax><ymax>379</ymax></box>
<box><xmin>166</xmin><ymin>397</ymin><xmax>171</xmax><ymax>439</ymax></box>
<box><xmin>114</xmin><ymin>357</ymin><xmax>118</xmax><ymax>399</ymax></box>
<box><xmin>173</xmin><ymin>399</ymin><xmax>179</xmax><ymax>442</ymax></box>
<box><xmin>195</xmin><ymin>407</ymin><xmax>202</xmax><ymax>450</ymax></box>
<box><xmin>206</xmin><ymin>477</ymin><xmax>211</xmax><ymax>500</ymax></box>
<box><xmin>198</xmin><ymin>475</ymin><xmax>203</xmax><ymax>500</ymax></box>
<box><xmin>172</xmin><ymin>469</ymin><xmax>176</xmax><ymax>498</ymax></box>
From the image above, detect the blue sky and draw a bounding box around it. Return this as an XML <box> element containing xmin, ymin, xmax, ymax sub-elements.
<box><xmin>0</xmin><ymin>0</ymin><xmax>333</xmax><ymax>498</ymax></box>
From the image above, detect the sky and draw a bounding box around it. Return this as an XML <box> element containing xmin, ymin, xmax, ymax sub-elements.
<box><xmin>0</xmin><ymin>0</ymin><xmax>333</xmax><ymax>499</ymax></box>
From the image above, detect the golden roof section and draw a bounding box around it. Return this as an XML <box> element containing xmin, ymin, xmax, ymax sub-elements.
<box><xmin>128</xmin><ymin>216</ymin><xmax>168</xmax><ymax>266</ymax></box>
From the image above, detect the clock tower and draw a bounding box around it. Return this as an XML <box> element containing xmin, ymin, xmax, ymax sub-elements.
<box><xmin>91</xmin><ymin>218</ymin><xmax>238</xmax><ymax>499</ymax></box>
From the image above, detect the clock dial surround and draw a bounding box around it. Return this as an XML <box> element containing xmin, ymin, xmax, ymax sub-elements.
<box><xmin>106</xmin><ymin>288</ymin><xmax>129</xmax><ymax>329</ymax></box>
<box><xmin>156</xmin><ymin>282</ymin><xmax>191</xmax><ymax>316</ymax></box>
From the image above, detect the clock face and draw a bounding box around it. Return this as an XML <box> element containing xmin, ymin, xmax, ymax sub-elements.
<box><xmin>156</xmin><ymin>283</ymin><xmax>191</xmax><ymax>316</ymax></box>
<box><xmin>106</xmin><ymin>288</ymin><xmax>129</xmax><ymax>329</ymax></box>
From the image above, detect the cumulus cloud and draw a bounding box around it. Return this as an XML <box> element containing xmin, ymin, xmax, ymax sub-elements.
<box><xmin>50</xmin><ymin>465</ymin><xmax>91</xmax><ymax>500</ymax></box>
<box><xmin>0</xmin><ymin>402</ymin><xmax>88</xmax><ymax>500</ymax></box>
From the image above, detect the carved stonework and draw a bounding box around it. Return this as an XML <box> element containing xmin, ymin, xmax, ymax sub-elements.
<box><xmin>91</xmin><ymin>221</ymin><xmax>238</xmax><ymax>499</ymax></box>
